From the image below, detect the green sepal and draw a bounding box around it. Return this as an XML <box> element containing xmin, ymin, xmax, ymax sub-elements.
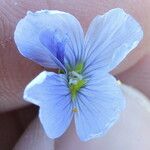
<box><xmin>58</xmin><ymin>69</ymin><xmax>65</xmax><ymax>74</ymax></box>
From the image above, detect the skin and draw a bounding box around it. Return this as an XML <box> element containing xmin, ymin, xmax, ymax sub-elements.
<box><xmin>0</xmin><ymin>0</ymin><xmax>150</xmax><ymax>149</ymax></box>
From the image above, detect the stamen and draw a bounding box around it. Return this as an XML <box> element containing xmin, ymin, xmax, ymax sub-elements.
<box><xmin>72</xmin><ymin>108</ymin><xmax>78</xmax><ymax>112</ymax></box>
<box><xmin>71</xmin><ymin>71</ymin><xmax>83</xmax><ymax>80</ymax></box>
<box><xmin>117</xmin><ymin>80</ymin><xmax>122</xmax><ymax>85</ymax></box>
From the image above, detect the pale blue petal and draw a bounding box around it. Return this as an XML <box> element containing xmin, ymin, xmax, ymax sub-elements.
<box><xmin>14</xmin><ymin>10</ymin><xmax>84</xmax><ymax>70</ymax></box>
<box><xmin>74</xmin><ymin>73</ymin><xmax>125</xmax><ymax>141</ymax></box>
<box><xmin>24</xmin><ymin>71</ymin><xmax>73</xmax><ymax>138</ymax></box>
<box><xmin>84</xmin><ymin>8</ymin><xmax>143</xmax><ymax>75</ymax></box>
<box><xmin>62</xmin><ymin>15</ymin><xmax>84</xmax><ymax>69</ymax></box>
<box><xmin>39</xmin><ymin>29</ymin><xmax>66</xmax><ymax>65</ymax></box>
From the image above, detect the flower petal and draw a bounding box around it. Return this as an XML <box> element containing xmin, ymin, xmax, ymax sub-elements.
<box><xmin>24</xmin><ymin>71</ymin><xmax>73</xmax><ymax>138</ymax></box>
<box><xmin>39</xmin><ymin>29</ymin><xmax>66</xmax><ymax>65</ymax></box>
<box><xmin>74</xmin><ymin>73</ymin><xmax>125</xmax><ymax>141</ymax></box>
<box><xmin>14</xmin><ymin>10</ymin><xmax>84</xmax><ymax>70</ymax></box>
<box><xmin>84</xmin><ymin>8</ymin><xmax>143</xmax><ymax>75</ymax></box>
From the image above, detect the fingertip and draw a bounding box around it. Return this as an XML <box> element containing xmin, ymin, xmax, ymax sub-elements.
<box><xmin>14</xmin><ymin>117</ymin><xmax>54</xmax><ymax>150</ymax></box>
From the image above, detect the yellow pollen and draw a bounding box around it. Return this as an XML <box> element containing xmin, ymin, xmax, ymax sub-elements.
<box><xmin>72</xmin><ymin>108</ymin><xmax>78</xmax><ymax>112</ymax></box>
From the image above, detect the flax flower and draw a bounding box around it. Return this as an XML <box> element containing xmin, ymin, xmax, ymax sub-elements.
<box><xmin>14</xmin><ymin>8</ymin><xmax>143</xmax><ymax>141</ymax></box>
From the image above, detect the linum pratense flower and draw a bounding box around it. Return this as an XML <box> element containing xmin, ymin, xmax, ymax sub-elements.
<box><xmin>14</xmin><ymin>8</ymin><xmax>143</xmax><ymax>141</ymax></box>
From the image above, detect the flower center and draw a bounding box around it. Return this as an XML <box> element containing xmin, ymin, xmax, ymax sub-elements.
<box><xmin>68</xmin><ymin>63</ymin><xmax>86</xmax><ymax>100</ymax></box>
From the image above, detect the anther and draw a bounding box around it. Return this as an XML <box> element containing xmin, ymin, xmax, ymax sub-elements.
<box><xmin>72</xmin><ymin>108</ymin><xmax>78</xmax><ymax>112</ymax></box>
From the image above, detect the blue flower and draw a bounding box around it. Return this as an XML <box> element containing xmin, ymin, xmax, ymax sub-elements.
<box><xmin>14</xmin><ymin>8</ymin><xmax>143</xmax><ymax>141</ymax></box>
